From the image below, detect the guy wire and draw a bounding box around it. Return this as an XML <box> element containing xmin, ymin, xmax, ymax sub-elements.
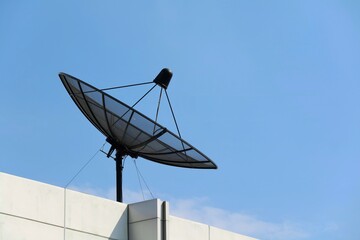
<box><xmin>63</xmin><ymin>142</ymin><xmax>105</xmax><ymax>240</ymax></box>
<box><xmin>133</xmin><ymin>159</ymin><xmax>155</xmax><ymax>200</ymax></box>
<box><xmin>64</xmin><ymin>142</ymin><xmax>106</xmax><ymax>189</ymax></box>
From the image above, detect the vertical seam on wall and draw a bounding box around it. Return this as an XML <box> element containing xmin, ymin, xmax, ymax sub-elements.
<box><xmin>161</xmin><ymin>201</ymin><xmax>164</xmax><ymax>240</ymax></box>
<box><xmin>208</xmin><ymin>225</ymin><xmax>210</xmax><ymax>240</ymax></box>
<box><xmin>127</xmin><ymin>206</ymin><xmax>130</xmax><ymax>240</ymax></box>
<box><xmin>63</xmin><ymin>188</ymin><xmax>67</xmax><ymax>240</ymax></box>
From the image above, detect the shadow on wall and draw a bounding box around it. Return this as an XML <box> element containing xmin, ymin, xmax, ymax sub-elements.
<box><xmin>109</xmin><ymin>214</ymin><xmax>128</xmax><ymax>240</ymax></box>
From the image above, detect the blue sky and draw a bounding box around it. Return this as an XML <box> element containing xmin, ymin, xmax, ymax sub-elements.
<box><xmin>1</xmin><ymin>1</ymin><xmax>359</xmax><ymax>239</ymax></box>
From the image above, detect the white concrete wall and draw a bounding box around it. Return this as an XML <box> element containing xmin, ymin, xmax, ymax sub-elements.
<box><xmin>0</xmin><ymin>172</ymin><xmax>128</xmax><ymax>240</ymax></box>
<box><xmin>169</xmin><ymin>216</ymin><xmax>209</xmax><ymax>240</ymax></box>
<box><xmin>65</xmin><ymin>189</ymin><xmax>127</xmax><ymax>240</ymax></box>
<box><xmin>0</xmin><ymin>172</ymin><xmax>257</xmax><ymax>240</ymax></box>
<box><xmin>169</xmin><ymin>216</ymin><xmax>257</xmax><ymax>240</ymax></box>
<box><xmin>128</xmin><ymin>199</ymin><xmax>162</xmax><ymax>240</ymax></box>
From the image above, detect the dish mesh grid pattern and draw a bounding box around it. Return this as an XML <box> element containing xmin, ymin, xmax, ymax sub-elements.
<box><xmin>60</xmin><ymin>73</ymin><xmax>217</xmax><ymax>169</ymax></box>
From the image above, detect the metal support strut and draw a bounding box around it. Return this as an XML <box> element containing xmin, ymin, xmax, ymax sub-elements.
<box><xmin>115</xmin><ymin>150</ymin><xmax>124</xmax><ymax>202</ymax></box>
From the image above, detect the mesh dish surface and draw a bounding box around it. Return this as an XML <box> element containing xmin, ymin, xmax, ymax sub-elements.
<box><xmin>59</xmin><ymin>73</ymin><xmax>217</xmax><ymax>169</ymax></box>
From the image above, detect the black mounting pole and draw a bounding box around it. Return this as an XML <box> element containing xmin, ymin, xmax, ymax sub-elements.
<box><xmin>115</xmin><ymin>150</ymin><xmax>124</xmax><ymax>202</ymax></box>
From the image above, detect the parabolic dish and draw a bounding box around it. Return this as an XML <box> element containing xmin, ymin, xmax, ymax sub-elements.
<box><xmin>59</xmin><ymin>73</ymin><xmax>217</xmax><ymax>169</ymax></box>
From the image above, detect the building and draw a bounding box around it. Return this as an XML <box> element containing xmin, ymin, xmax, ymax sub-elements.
<box><xmin>0</xmin><ymin>172</ymin><xmax>256</xmax><ymax>240</ymax></box>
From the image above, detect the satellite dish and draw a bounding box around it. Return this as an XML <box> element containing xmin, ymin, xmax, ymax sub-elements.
<box><xmin>59</xmin><ymin>69</ymin><xmax>217</xmax><ymax>202</ymax></box>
